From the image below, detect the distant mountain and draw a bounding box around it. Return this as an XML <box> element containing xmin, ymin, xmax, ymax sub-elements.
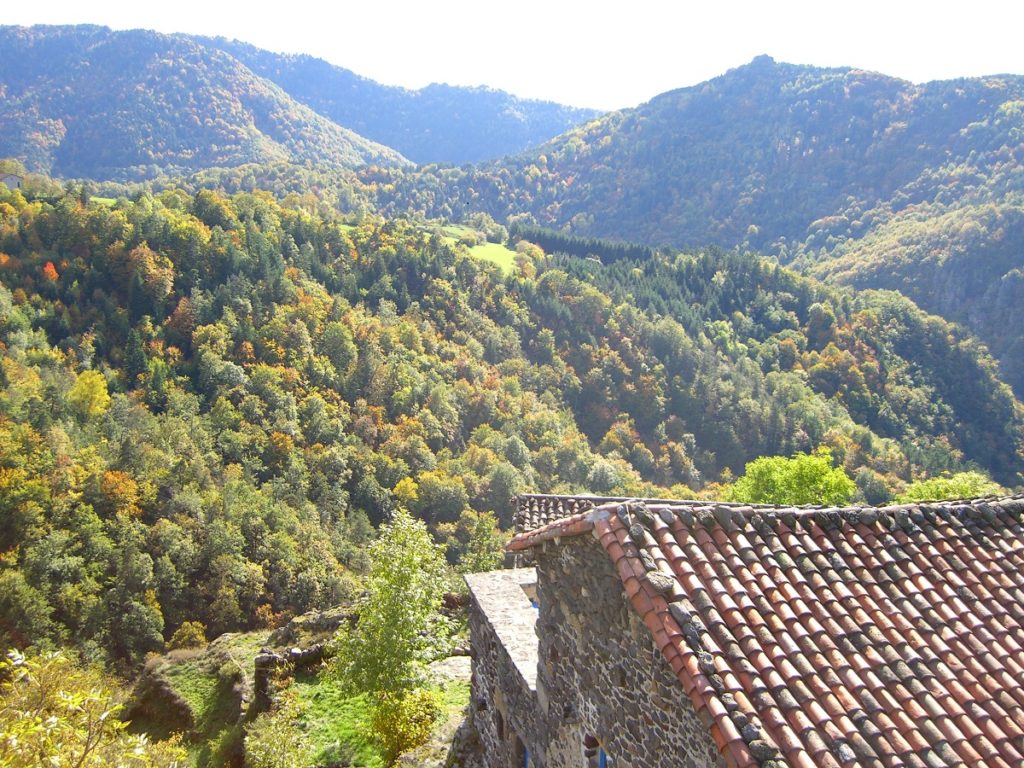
<box><xmin>198</xmin><ymin>37</ymin><xmax>602</xmax><ymax>165</ymax></box>
<box><xmin>379</xmin><ymin>55</ymin><xmax>1023</xmax><ymax>246</ymax></box>
<box><xmin>371</xmin><ymin>56</ymin><xmax>1024</xmax><ymax>394</ymax></box>
<box><xmin>0</xmin><ymin>25</ymin><xmax>599</xmax><ymax>179</ymax></box>
<box><xmin>0</xmin><ymin>25</ymin><xmax>410</xmax><ymax>179</ymax></box>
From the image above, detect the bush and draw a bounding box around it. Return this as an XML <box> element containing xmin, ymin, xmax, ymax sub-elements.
<box><xmin>895</xmin><ymin>471</ymin><xmax>1003</xmax><ymax>503</ymax></box>
<box><xmin>0</xmin><ymin>649</ymin><xmax>186</xmax><ymax>767</ymax></box>
<box><xmin>244</xmin><ymin>692</ymin><xmax>312</xmax><ymax>768</ymax></box>
<box><xmin>728</xmin><ymin>448</ymin><xmax>856</xmax><ymax>506</ymax></box>
<box><xmin>371</xmin><ymin>689</ymin><xmax>441</xmax><ymax>765</ymax></box>
<box><xmin>167</xmin><ymin>621</ymin><xmax>207</xmax><ymax>650</ymax></box>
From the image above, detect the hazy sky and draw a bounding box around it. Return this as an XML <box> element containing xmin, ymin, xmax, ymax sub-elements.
<box><xmin>6</xmin><ymin>1</ymin><xmax>1024</xmax><ymax>110</ymax></box>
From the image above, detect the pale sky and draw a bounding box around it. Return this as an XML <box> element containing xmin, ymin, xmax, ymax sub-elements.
<box><xmin>5</xmin><ymin>1</ymin><xmax>1024</xmax><ymax>110</ymax></box>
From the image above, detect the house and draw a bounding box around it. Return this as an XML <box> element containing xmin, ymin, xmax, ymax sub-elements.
<box><xmin>466</xmin><ymin>493</ymin><xmax>1024</xmax><ymax>767</ymax></box>
<box><xmin>0</xmin><ymin>173</ymin><xmax>24</xmax><ymax>191</ymax></box>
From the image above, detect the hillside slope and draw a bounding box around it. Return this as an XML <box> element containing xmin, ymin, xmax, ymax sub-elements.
<box><xmin>376</xmin><ymin>56</ymin><xmax>1023</xmax><ymax>246</ymax></box>
<box><xmin>0</xmin><ymin>25</ymin><xmax>409</xmax><ymax>180</ymax></box>
<box><xmin>200</xmin><ymin>37</ymin><xmax>601</xmax><ymax>165</ymax></box>
<box><xmin>370</xmin><ymin>56</ymin><xmax>1024</xmax><ymax>393</ymax></box>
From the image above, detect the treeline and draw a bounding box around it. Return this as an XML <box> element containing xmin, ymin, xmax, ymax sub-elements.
<box><xmin>509</xmin><ymin>223</ymin><xmax>655</xmax><ymax>264</ymax></box>
<box><xmin>0</xmin><ymin>184</ymin><xmax>1019</xmax><ymax>671</ymax></box>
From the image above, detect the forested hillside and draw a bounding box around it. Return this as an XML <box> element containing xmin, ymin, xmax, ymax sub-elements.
<box><xmin>0</xmin><ymin>183</ymin><xmax>1020</xmax><ymax>668</ymax></box>
<box><xmin>0</xmin><ymin>25</ymin><xmax>411</xmax><ymax>179</ymax></box>
<box><xmin>367</xmin><ymin>56</ymin><xmax>1024</xmax><ymax>395</ymax></box>
<box><xmin>200</xmin><ymin>37</ymin><xmax>601</xmax><ymax>165</ymax></box>
<box><xmin>0</xmin><ymin>25</ymin><xmax>599</xmax><ymax>179</ymax></box>
<box><xmin>373</xmin><ymin>56</ymin><xmax>1024</xmax><ymax>249</ymax></box>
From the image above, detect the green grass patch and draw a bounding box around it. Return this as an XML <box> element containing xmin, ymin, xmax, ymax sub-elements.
<box><xmin>91</xmin><ymin>196</ymin><xmax>116</xmax><ymax>206</ymax></box>
<box><xmin>290</xmin><ymin>672</ymin><xmax>469</xmax><ymax>767</ymax></box>
<box><xmin>210</xmin><ymin>630</ymin><xmax>271</xmax><ymax>677</ymax></box>
<box><xmin>293</xmin><ymin>672</ymin><xmax>385</xmax><ymax>768</ymax></box>
<box><xmin>160</xmin><ymin>657</ymin><xmax>244</xmax><ymax>767</ymax></box>
<box><xmin>161</xmin><ymin>658</ymin><xmax>222</xmax><ymax>731</ymax></box>
<box><xmin>439</xmin><ymin>225</ymin><xmax>470</xmax><ymax>238</ymax></box>
<box><xmin>433</xmin><ymin>224</ymin><xmax>517</xmax><ymax>273</ymax></box>
<box><xmin>437</xmin><ymin>679</ymin><xmax>470</xmax><ymax>715</ymax></box>
<box><xmin>468</xmin><ymin>241</ymin><xmax>516</xmax><ymax>273</ymax></box>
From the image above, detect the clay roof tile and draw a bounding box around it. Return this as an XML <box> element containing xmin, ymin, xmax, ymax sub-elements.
<box><xmin>507</xmin><ymin>494</ymin><xmax>1024</xmax><ymax>767</ymax></box>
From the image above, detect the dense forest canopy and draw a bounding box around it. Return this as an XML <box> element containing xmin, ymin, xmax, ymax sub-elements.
<box><xmin>0</xmin><ymin>183</ymin><xmax>1019</xmax><ymax>671</ymax></box>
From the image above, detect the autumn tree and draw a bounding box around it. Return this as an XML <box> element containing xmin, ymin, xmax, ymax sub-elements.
<box><xmin>728</xmin><ymin>448</ymin><xmax>856</xmax><ymax>506</ymax></box>
<box><xmin>0</xmin><ymin>650</ymin><xmax>186</xmax><ymax>767</ymax></box>
<box><xmin>67</xmin><ymin>370</ymin><xmax>111</xmax><ymax>420</ymax></box>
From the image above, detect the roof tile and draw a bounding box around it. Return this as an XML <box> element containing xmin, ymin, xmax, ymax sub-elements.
<box><xmin>509</xmin><ymin>495</ymin><xmax>1024</xmax><ymax>768</ymax></box>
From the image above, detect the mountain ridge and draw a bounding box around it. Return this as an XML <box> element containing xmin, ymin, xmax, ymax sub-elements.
<box><xmin>196</xmin><ymin>35</ymin><xmax>602</xmax><ymax>165</ymax></box>
<box><xmin>0</xmin><ymin>24</ymin><xmax>411</xmax><ymax>179</ymax></box>
<box><xmin>0</xmin><ymin>24</ymin><xmax>600</xmax><ymax>178</ymax></box>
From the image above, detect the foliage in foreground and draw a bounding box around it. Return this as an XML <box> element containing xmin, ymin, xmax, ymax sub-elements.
<box><xmin>331</xmin><ymin>509</ymin><xmax>450</xmax><ymax>763</ymax></box>
<box><xmin>244</xmin><ymin>690</ymin><xmax>313</xmax><ymax>768</ymax></box>
<box><xmin>370</xmin><ymin>689</ymin><xmax>442</xmax><ymax>765</ymax></box>
<box><xmin>728</xmin><ymin>448</ymin><xmax>857</xmax><ymax>506</ymax></box>
<box><xmin>0</xmin><ymin>649</ymin><xmax>186</xmax><ymax>767</ymax></box>
<box><xmin>895</xmin><ymin>471</ymin><xmax>1005</xmax><ymax>503</ymax></box>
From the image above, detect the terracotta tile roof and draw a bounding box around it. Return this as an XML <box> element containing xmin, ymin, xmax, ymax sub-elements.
<box><xmin>508</xmin><ymin>496</ymin><xmax>1024</xmax><ymax>768</ymax></box>
<box><xmin>513</xmin><ymin>493</ymin><xmax>756</xmax><ymax>533</ymax></box>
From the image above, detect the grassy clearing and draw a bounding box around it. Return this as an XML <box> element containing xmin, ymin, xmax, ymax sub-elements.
<box><xmin>440</xmin><ymin>225</ymin><xmax>470</xmax><ymax>239</ymax></box>
<box><xmin>290</xmin><ymin>672</ymin><xmax>470</xmax><ymax>768</ymax></box>
<box><xmin>91</xmin><ymin>196</ymin><xmax>116</xmax><ymax>206</ymax></box>
<box><xmin>293</xmin><ymin>672</ymin><xmax>384</xmax><ymax>768</ymax></box>
<box><xmin>210</xmin><ymin>630</ymin><xmax>271</xmax><ymax>678</ymax></box>
<box><xmin>436</xmin><ymin>225</ymin><xmax>517</xmax><ymax>273</ymax></box>
<box><xmin>468</xmin><ymin>241</ymin><xmax>516</xmax><ymax>273</ymax></box>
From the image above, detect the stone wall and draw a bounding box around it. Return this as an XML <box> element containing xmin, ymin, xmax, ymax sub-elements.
<box><xmin>466</xmin><ymin>569</ymin><xmax>543</xmax><ymax>768</ymax></box>
<box><xmin>469</xmin><ymin>541</ymin><xmax>726</xmax><ymax>768</ymax></box>
<box><xmin>532</xmin><ymin>537</ymin><xmax>726</xmax><ymax>768</ymax></box>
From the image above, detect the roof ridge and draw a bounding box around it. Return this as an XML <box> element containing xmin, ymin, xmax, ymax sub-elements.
<box><xmin>508</xmin><ymin>496</ymin><xmax>1024</xmax><ymax>552</ymax></box>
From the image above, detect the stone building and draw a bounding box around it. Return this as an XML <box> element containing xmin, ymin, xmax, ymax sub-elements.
<box><xmin>466</xmin><ymin>493</ymin><xmax>1024</xmax><ymax>767</ymax></box>
<box><xmin>0</xmin><ymin>173</ymin><xmax>23</xmax><ymax>191</ymax></box>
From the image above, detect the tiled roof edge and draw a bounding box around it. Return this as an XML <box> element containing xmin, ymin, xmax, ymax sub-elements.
<box><xmin>506</xmin><ymin>508</ymin><xmax>597</xmax><ymax>551</ymax></box>
<box><xmin>507</xmin><ymin>495</ymin><xmax>1024</xmax><ymax>552</ymax></box>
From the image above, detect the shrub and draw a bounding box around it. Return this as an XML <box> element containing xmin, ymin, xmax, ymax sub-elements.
<box><xmin>167</xmin><ymin>621</ymin><xmax>207</xmax><ymax>650</ymax></box>
<box><xmin>371</xmin><ymin>689</ymin><xmax>441</xmax><ymax>765</ymax></box>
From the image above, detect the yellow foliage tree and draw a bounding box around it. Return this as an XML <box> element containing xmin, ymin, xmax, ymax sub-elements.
<box><xmin>67</xmin><ymin>370</ymin><xmax>111</xmax><ymax>420</ymax></box>
<box><xmin>0</xmin><ymin>650</ymin><xmax>186</xmax><ymax>767</ymax></box>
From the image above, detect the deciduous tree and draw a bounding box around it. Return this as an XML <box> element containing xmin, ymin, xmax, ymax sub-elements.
<box><xmin>728</xmin><ymin>448</ymin><xmax>855</xmax><ymax>506</ymax></box>
<box><xmin>0</xmin><ymin>650</ymin><xmax>186</xmax><ymax>767</ymax></box>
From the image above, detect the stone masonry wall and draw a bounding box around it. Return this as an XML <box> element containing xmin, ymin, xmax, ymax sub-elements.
<box><xmin>467</xmin><ymin>572</ymin><xmax>542</xmax><ymax>768</ymax></box>
<box><xmin>533</xmin><ymin>537</ymin><xmax>726</xmax><ymax>768</ymax></box>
